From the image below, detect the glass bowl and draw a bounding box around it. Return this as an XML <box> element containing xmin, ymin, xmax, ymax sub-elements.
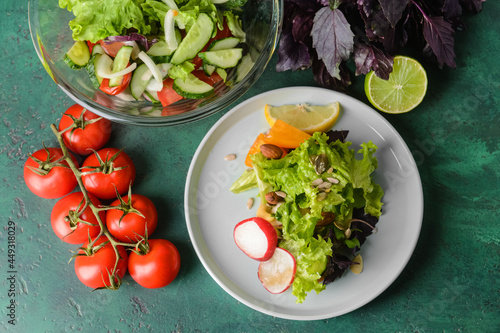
<box><xmin>28</xmin><ymin>0</ymin><xmax>282</xmax><ymax>126</ymax></box>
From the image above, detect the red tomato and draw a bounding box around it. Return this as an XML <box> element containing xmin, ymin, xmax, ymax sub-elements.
<box><xmin>128</xmin><ymin>239</ymin><xmax>180</xmax><ymax>289</ymax></box>
<box><xmin>98</xmin><ymin>41</ymin><xmax>126</xmax><ymax>58</ymax></box>
<box><xmin>192</xmin><ymin>70</ymin><xmax>223</xmax><ymax>86</ymax></box>
<box><xmin>58</xmin><ymin>104</ymin><xmax>112</xmax><ymax>155</ymax></box>
<box><xmin>23</xmin><ymin>147</ymin><xmax>79</xmax><ymax>199</ymax></box>
<box><xmin>106</xmin><ymin>194</ymin><xmax>158</xmax><ymax>243</ymax></box>
<box><xmin>51</xmin><ymin>192</ymin><xmax>104</xmax><ymax>244</ymax></box>
<box><xmin>74</xmin><ymin>236</ymin><xmax>128</xmax><ymax>289</ymax></box>
<box><xmin>157</xmin><ymin>78</ymin><xmax>184</xmax><ymax>107</ymax></box>
<box><xmin>81</xmin><ymin>148</ymin><xmax>136</xmax><ymax>200</ymax></box>
<box><xmin>99</xmin><ymin>71</ymin><xmax>132</xmax><ymax>96</ymax></box>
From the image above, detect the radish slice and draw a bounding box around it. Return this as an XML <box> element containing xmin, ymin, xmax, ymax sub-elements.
<box><xmin>258</xmin><ymin>247</ymin><xmax>296</xmax><ymax>294</ymax></box>
<box><xmin>233</xmin><ymin>217</ymin><xmax>278</xmax><ymax>261</ymax></box>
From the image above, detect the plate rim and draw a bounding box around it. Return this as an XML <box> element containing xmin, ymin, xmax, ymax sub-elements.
<box><xmin>184</xmin><ymin>86</ymin><xmax>424</xmax><ymax>320</ymax></box>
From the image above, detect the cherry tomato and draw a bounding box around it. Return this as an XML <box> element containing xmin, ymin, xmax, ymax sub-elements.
<box><xmin>74</xmin><ymin>236</ymin><xmax>128</xmax><ymax>289</ymax></box>
<box><xmin>58</xmin><ymin>104</ymin><xmax>112</xmax><ymax>156</ymax></box>
<box><xmin>157</xmin><ymin>78</ymin><xmax>184</xmax><ymax>107</ymax></box>
<box><xmin>81</xmin><ymin>148</ymin><xmax>136</xmax><ymax>200</ymax></box>
<box><xmin>23</xmin><ymin>147</ymin><xmax>79</xmax><ymax>199</ymax></box>
<box><xmin>51</xmin><ymin>192</ymin><xmax>104</xmax><ymax>244</ymax></box>
<box><xmin>128</xmin><ymin>239</ymin><xmax>180</xmax><ymax>289</ymax></box>
<box><xmin>98</xmin><ymin>40</ymin><xmax>126</xmax><ymax>58</ymax></box>
<box><xmin>99</xmin><ymin>71</ymin><xmax>132</xmax><ymax>96</ymax></box>
<box><xmin>106</xmin><ymin>194</ymin><xmax>158</xmax><ymax>243</ymax></box>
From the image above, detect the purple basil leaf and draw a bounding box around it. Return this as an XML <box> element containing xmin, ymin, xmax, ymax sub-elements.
<box><xmin>312</xmin><ymin>57</ymin><xmax>351</xmax><ymax>91</ymax></box>
<box><xmin>288</xmin><ymin>0</ymin><xmax>323</xmax><ymax>11</ymax></box>
<box><xmin>292</xmin><ymin>12</ymin><xmax>315</xmax><ymax>44</ymax></box>
<box><xmin>311</xmin><ymin>6</ymin><xmax>354</xmax><ymax>80</ymax></box>
<box><xmin>382</xmin><ymin>23</ymin><xmax>408</xmax><ymax>54</ymax></box>
<box><xmin>459</xmin><ymin>0</ymin><xmax>485</xmax><ymax>13</ymax></box>
<box><xmin>443</xmin><ymin>0</ymin><xmax>463</xmax><ymax>19</ymax></box>
<box><xmin>276</xmin><ymin>32</ymin><xmax>312</xmax><ymax>71</ymax></box>
<box><xmin>353</xmin><ymin>41</ymin><xmax>394</xmax><ymax>79</ymax></box>
<box><xmin>422</xmin><ymin>15</ymin><xmax>456</xmax><ymax>69</ymax></box>
<box><xmin>357</xmin><ymin>0</ymin><xmax>392</xmax><ymax>42</ymax></box>
<box><xmin>379</xmin><ymin>0</ymin><xmax>410</xmax><ymax>27</ymax></box>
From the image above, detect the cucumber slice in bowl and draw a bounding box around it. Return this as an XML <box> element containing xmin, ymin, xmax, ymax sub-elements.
<box><xmin>64</xmin><ymin>41</ymin><xmax>90</xmax><ymax>69</ymax></box>
<box><xmin>173</xmin><ymin>73</ymin><xmax>214</xmax><ymax>99</ymax></box>
<box><xmin>207</xmin><ymin>37</ymin><xmax>241</xmax><ymax>51</ymax></box>
<box><xmin>109</xmin><ymin>46</ymin><xmax>134</xmax><ymax>87</ymax></box>
<box><xmin>198</xmin><ymin>48</ymin><xmax>243</xmax><ymax>69</ymax></box>
<box><xmin>170</xmin><ymin>13</ymin><xmax>214</xmax><ymax>65</ymax></box>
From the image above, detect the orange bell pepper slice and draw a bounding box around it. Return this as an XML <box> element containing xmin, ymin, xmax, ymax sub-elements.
<box><xmin>245</xmin><ymin>133</ymin><xmax>267</xmax><ymax>167</ymax></box>
<box><xmin>263</xmin><ymin>119</ymin><xmax>311</xmax><ymax>148</ymax></box>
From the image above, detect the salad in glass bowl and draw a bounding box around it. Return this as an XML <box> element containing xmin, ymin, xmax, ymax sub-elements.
<box><xmin>29</xmin><ymin>0</ymin><xmax>282</xmax><ymax>125</ymax></box>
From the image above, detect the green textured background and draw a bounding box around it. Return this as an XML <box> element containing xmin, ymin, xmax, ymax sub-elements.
<box><xmin>1</xmin><ymin>1</ymin><xmax>499</xmax><ymax>332</ymax></box>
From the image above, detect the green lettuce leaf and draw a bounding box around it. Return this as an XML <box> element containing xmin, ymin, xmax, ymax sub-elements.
<box><xmin>280</xmin><ymin>236</ymin><xmax>332</xmax><ymax>304</ymax></box>
<box><xmin>59</xmin><ymin>0</ymin><xmax>152</xmax><ymax>43</ymax></box>
<box><xmin>229</xmin><ymin>169</ymin><xmax>257</xmax><ymax>194</ymax></box>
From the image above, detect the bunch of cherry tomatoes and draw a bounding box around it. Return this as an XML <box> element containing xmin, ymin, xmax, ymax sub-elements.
<box><xmin>23</xmin><ymin>104</ymin><xmax>180</xmax><ymax>290</ymax></box>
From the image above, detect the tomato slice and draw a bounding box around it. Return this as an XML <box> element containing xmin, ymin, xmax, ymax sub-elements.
<box><xmin>157</xmin><ymin>78</ymin><xmax>184</xmax><ymax>107</ymax></box>
<box><xmin>99</xmin><ymin>40</ymin><xmax>127</xmax><ymax>58</ymax></box>
<box><xmin>99</xmin><ymin>70</ymin><xmax>132</xmax><ymax>95</ymax></box>
<box><xmin>191</xmin><ymin>70</ymin><xmax>223</xmax><ymax>86</ymax></box>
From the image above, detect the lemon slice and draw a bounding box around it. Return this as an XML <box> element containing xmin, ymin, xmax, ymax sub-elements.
<box><xmin>264</xmin><ymin>102</ymin><xmax>340</xmax><ymax>134</ymax></box>
<box><xmin>364</xmin><ymin>56</ymin><xmax>428</xmax><ymax>114</ymax></box>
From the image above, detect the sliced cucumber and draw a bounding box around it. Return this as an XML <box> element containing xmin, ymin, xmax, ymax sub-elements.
<box><xmin>86</xmin><ymin>53</ymin><xmax>104</xmax><ymax>88</ymax></box>
<box><xmin>216</xmin><ymin>68</ymin><xmax>228</xmax><ymax>82</ymax></box>
<box><xmin>207</xmin><ymin>37</ymin><xmax>240</xmax><ymax>51</ymax></box>
<box><xmin>173</xmin><ymin>73</ymin><xmax>214</xmax><ymax>99</ymax></box>
<box><xmin>130</xmin><ymin>64</ymin><xmax>153</xmax><ymax>100</ymax></box>
<box><xmin>236</xmin><ymin>53</ymin><xmax>254</xmax><ymax>83</ymax></box>
<box><xmin>198</xmin><ymin>48</ymin><xmax>243</xmax><ymax>69</ymax></box>
<box><xmin>109</xmin><ymin>46</ymin><xmax>133</xmax><ymax>87</ymax></box>
<box><xmin>147</xmin><ymin>40</ymin><xmax>174</xmax><ymax>57</ymax></box>
<box><xmin>170</xmin><ymin>13</ymin><xmax>214</xmax><ymax>65</ymax></box>
<box><xmin>63</xmin><ymin>41</ymin><xmax>90</xmax><ymax>69</ymax></box>
<box><xmin>150</xmin><ymin>55</ymin><xmax>172</xmax><ymax>64</ymax></box>
<box><xmin>203</xmin><ymin>62</ymin><xmax>216</xmax><ymax>76</ymax></box>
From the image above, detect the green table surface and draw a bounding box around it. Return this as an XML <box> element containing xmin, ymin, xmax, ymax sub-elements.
<box><xmin>1</xmin><ymin>1</ymin><xmax>499</xmax><ymax>332</ymax></box>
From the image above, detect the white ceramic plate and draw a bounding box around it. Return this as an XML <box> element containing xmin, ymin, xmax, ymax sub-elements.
<box><xmin>184</xmin><ymin>87</ymin><xmax>423</xmax><ymax>320</ymax></box>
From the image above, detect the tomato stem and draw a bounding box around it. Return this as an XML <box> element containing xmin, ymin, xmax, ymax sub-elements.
<box><xmin>50</xmin><ymin>124</ymin><xmax>139</xmax><ymax>291</ymax></box>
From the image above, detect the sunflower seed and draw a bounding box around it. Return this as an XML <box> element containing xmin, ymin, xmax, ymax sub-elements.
<box><xmin>317</xmin><ymin>192</ymin><xmax>327</xmax><ymax>201</ymax></box>
<box><xmin>327</xmin><ymin>177</ymin><xmax>339</xmax><ymax>184</ymax></box>
<box><xmin>311</xmin><ymin>178</ymin><xmax>324</xmax><ymax>186</ymax></box>
<box><xmin>318</xmin><ymin>182</ymin><xmax>332</xmax><ymax>190</ymax></box>
<box><xmin>275</xmin><ymin>191</ymin><xmax>287</xmax><ymax>198</ymax></box>
<box><xmin>246</xmin><ymin>197</ymin><xmax>254</xmax><ymax>210</ymax></box>
<box><xmin>224</xmin><ymin>154</ymin><xmax>236</xmax><ymax>161</ymax></box>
